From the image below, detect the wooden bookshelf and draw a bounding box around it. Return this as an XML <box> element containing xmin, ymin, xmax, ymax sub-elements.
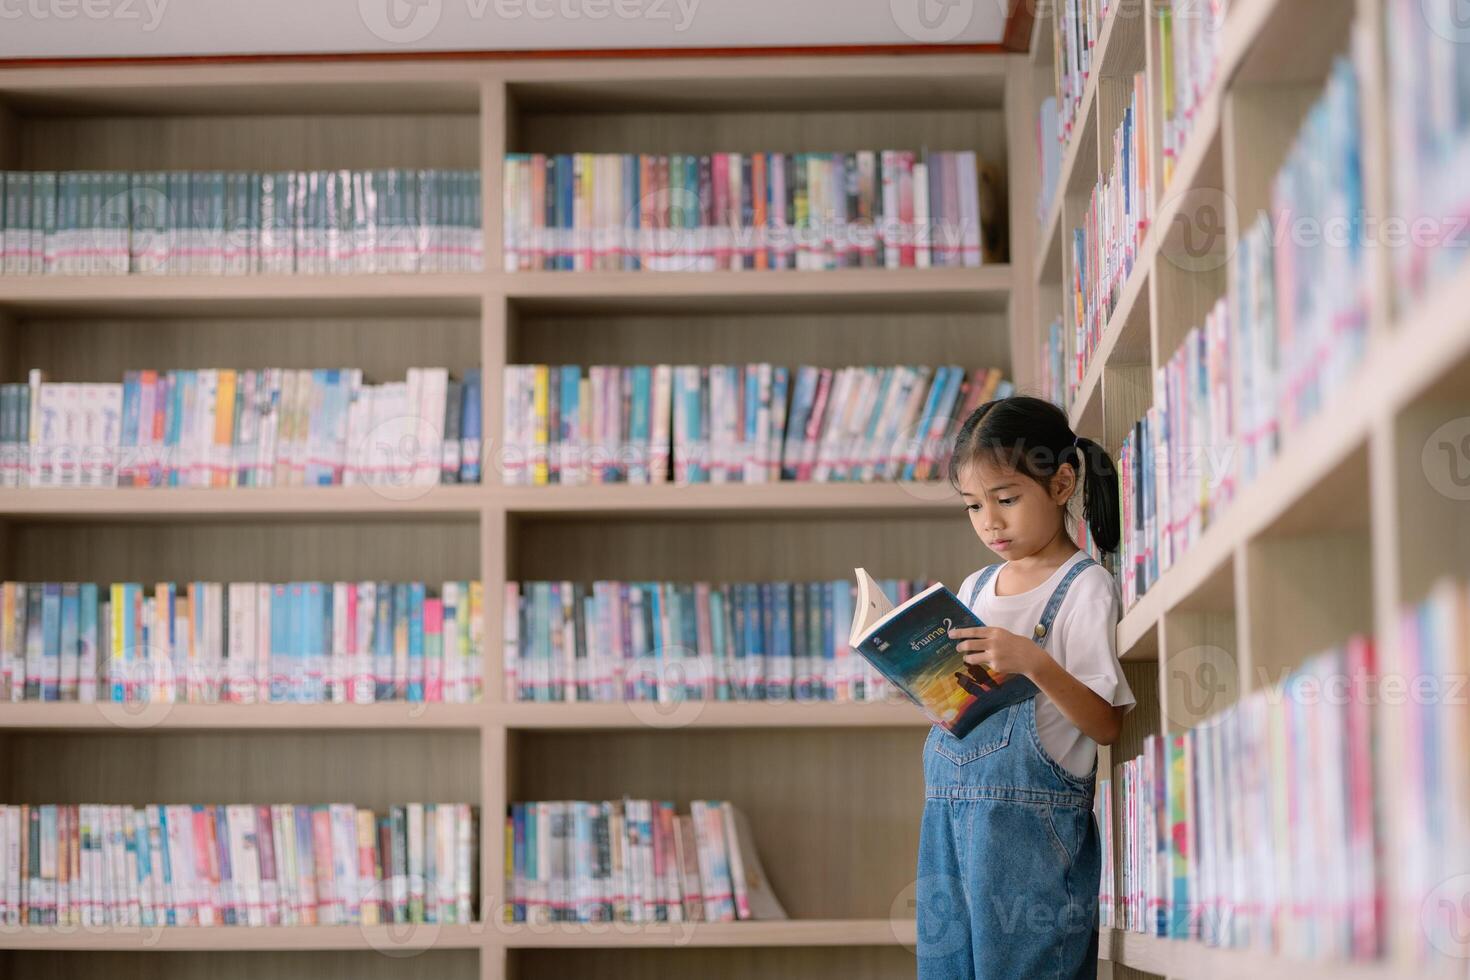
<box><xmin>1024</xmin><ymin>0</ymin><xmax>1470</xmax><ymax>977</ymax></box>
<box><xmin>0</xmin><ymin>48</ymin><xmax>1021</xmax><ymax>980</ymax></box>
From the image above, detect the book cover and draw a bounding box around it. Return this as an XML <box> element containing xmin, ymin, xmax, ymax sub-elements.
<box><xmin>847</xmin><ymin>567</ymin><xmax>1037</xmax><ymax>737</ymax></box>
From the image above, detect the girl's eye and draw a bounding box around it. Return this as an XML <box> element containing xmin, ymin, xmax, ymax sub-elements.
<box><xmin>966</xmin><ymin>504</ymin><xmax>981</xmax><ymax>512</ymax></box>
<box><xmin>999</xmin><ymin>497</ymin><xmax>1019</xmax><ymax>506</ymax></box>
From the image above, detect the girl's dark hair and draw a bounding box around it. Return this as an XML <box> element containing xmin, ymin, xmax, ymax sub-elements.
<box><xmin>946</xmin><ymin>395</ymin><xmax>1121</xmax><ymax>554</ymax></box>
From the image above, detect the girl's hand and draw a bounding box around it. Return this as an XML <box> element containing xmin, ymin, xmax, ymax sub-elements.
<box><xmin>948</xmin><ymin>626</ymin><xmax>1047</xmax><ymax>679</ymax></box>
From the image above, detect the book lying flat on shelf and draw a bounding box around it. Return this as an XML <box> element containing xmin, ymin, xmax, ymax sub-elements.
<box><xmin>847</xmin><ymin>567</ymin><xmax>1038</xmax><ymax>738</ymax></box>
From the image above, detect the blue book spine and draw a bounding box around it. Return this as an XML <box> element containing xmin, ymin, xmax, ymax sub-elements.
<box><xmin>119</xmin><ymin>371</ymin><xmax>139</xmax><ymax>487</ymax></box>
<box><xmin>289</xmin><ymin>582</ymin><xmax>306</xmax><ymax>703</ymax></box>
<box><xmin>460</xmin><ymin>368</ymin><xmax>482</xmax><ymax>484</ymax></box>
<box><xmin>374</xmin><ymin>582</ymin><xmax>393</xmax><ymax>701</ymax></box>
<box><xmin>770</xmin><ymin>582</ymin><xmax>792</xmax><ymax>701</ymax></box>
<box><xmin>308</xmin><ymin>581</ymin><xmax>328</xmax><ymax>702</ymax></box>
<box><xmin>817</xmin><ymin>581</ymin><xmax>834</xmax><ymax>700</ymax></box>
<box><xmin>166</xmin><ymin>371</ymin><xmax>185</xmax><ymax>487</ymax></box>
<box><xmin>557</xmin><ymin>153</ymin><xmax>574</xmax><ymax>271</ymax></box>
<box><xmin>40</xmin><ymin>582</ymin><xmax>62</xmax><ymax>701</ymax></box>
<box><xmin>753</xmin><ymin>583</ymin><xmax>770</xmax><ymax>701</ymax></box>
<box><xmin>408</xmin><ymin>582</ymin><xmax>426</xmax><ymax>701</ymax></box>
<box><xmin>903</xmin><ymin>366</ymin><xmax>951</xmax><ymax>481</ymax></box>
<box><xmin>781</xmin><ymin>367</ymin><xmax>816</xmax><ymax>480</ymax></box>
<box><xmin>59</xmin><ymin>584</ymin><xmax>79</xmax><ymax>701</ymax></box>
<box><xmin>709</xmin><ymin>586</ymin><xmax>728</xmax><ymax>701</ymax></box>
<box><xmin>134</xmin><ymin>809</ymin><xmax>154</xmax><ymax>927</ymax></box>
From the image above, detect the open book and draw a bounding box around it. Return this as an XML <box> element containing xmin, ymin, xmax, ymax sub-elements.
<box><xmin>848</xmin><ymin>567</ymin><xmax>1040</xmax><ymax>739</ymax></box>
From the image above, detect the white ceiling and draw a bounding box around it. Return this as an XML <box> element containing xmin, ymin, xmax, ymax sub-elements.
<box><xmin>0</xmin><ymin>0</ymin><xmax>1012</xmax><ymax>59</ymax></box>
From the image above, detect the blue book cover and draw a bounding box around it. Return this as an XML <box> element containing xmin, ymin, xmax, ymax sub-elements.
<box><xmin>848</xmin><ymin>567</ymin><xmax>1038</xmax><ymax>737</ymax></box>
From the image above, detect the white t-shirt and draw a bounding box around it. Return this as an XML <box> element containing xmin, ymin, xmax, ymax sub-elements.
<box><xmin>956</xmin><ymin>550</ymin><xmax>1135</xmax><ymax>778</ymax></box>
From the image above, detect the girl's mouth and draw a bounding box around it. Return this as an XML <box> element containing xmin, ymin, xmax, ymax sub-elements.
<box><xmin>990</xmin><ymin>539</ymin><xmax>1011</xmax><ymax>551</ymax></box>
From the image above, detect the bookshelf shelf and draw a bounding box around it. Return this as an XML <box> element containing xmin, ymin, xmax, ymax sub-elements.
<box><xmin>0</xmin><ymin>923</ymin><xmax>484</xmax><ymax>952</ymax></box>
<box><xmin>0</xmin><ymin>485</ymin><xmax>487</xmax><ymax>520</ymax></box>
<box><xmin>497</xmin><ymin>917</ymin><xmax>915</xmax><ymax>948</ymax></box>
<box><xmin>0</xmin><ymin>483</ymin><xmax>970</xmax><ymax>520</ymax></box>
<box><xmin>497</xmin><ymin>267</ymin><xmax>1012</xmax><ymax>314</ymax></box>
<box><xmin>498</xmin><ymin>482</ymin><xmax>961</xmax><ymax>516</ymax></box>
<box><xmin>0</xmin><ymin>702</ymin><xmax>488</xmax><ymax>732</ymax></box>
<box><xmin>498</xmin><ymin>701</ymin><xmax>925</xmax><ymax>730</ymax></box>
<box><xmin>0</xmin><ymin>274</ymin><xmax>487</xmax><ymax>317</ymax></box>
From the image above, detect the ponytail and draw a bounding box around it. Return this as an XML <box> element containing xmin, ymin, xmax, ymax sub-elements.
<box><xmin>1073</xmin><ymin>435</ymin><xmax>1120</xmax><ymax>554</ymax></box>
<box><xmin>948</xmin><ymin>395</ymin><xmax>1122</xmax><ymax>554</ymax></box>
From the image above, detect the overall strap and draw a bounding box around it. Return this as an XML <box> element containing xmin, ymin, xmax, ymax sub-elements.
<box><xmin>1032</xmin><ymin>556</ymin><xmax>1098</xmax><ymax>646</ymax></box>
<box><xmin>965</xmin><ymin>563</ymin><xmax>1003</xmax><ymax>608</ymax></box>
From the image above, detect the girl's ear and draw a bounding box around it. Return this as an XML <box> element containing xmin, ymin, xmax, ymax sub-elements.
<box><xmin>1050</xmin><ymin>462</ymin><xmax>1079</xmax><ymax>506</ymax></box>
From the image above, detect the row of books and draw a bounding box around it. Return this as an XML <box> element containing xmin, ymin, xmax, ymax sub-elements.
<box><xmin>504</xmin><ymin>578</ymin><xmax>930</xmax><ymax>704</ymax></box>
<box><xmin>1117</xmin><ymin>293</ymin><xmax>1233</xmax><ymax>608</ymax></box>
<box><xmin>1040</xmin><ymin>317</ymin><xmax>1070</xmax><ymax>411</ymax></box>
<box><xmin>1396</xmin><ymin>578</ymin><xmax>1470</xmax><ymax>964</ymax></box>
<box><xmin>1</xmin><ymin>367</ymin><xmax>483</xmax><ymax>490</ymax></box>
<box><xmin>1114</xmin><ymin>56</ymin><xmax>1367</xmax><ymax>610</ymax></box>
<box><xmin>1071</xmin><ymin>73</ymin><xmax>1151</xmax><ymax>384</ymax></box>
<box><xmin>0</xmin><ymin>169</ymin><xmax>483</xmax><ymax>277</ymax></box>
<box><xmin>1050</xmin><ymin>0</ymin><xmax>1105</xmax><ymax>152</ymax></box>
<box><xmin>1263</xmin><ymin>56</ymin><xmax>1369</xmax><ymax>434</ymax></box>
<box><xmin>1037</xmin><ymin>96</ymin><xmax>1062</xmax><ymax>224</ymax></box>
<box><xmin>501</xmin><ymin>150</ymin><xmax>994</xmax><ymax>272</ymax></box>
<box><xmin>0</xmin><ymin>580</ymin><xmax>485</xmax><ymax>705</ymax></box>
<box><xmin>1095</xmin><ymin>777</ymin><xmax>1115</xmax><ymax>929</ymax></box>
<box><xmin>1158</xmin><ymin>1</ymin><xmax>1229</xmax><ymax>187</ymax></box>
<box><xmin>1386</xmin><ymin>0</ymin><xmax>1470</xmax><ymax>304</ymax></box>
<box><xmin>501</xmin><ymin>363</ymin><xmax>1010</xmax><ymax>486</ymax></box>
<box><xmin>0</xmin><ymin>802</ymin><xmax>478</xmax><ymax>928</ymax></box>
<box><xmin>505</xmin><ymin>800</ymin><xmax>783</xmax><ymax>924</ymax></box>
<box><xmin>1111</xmin><ymin>636</ymin><xmax>1378</xmax><ymax>960</ymax></box>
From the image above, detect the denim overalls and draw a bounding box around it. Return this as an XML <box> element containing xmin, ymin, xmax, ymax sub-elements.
<box><xmin>916</xmin><ymin>558</ymin><xmax>1101</xmax><ymax>980</ymax></box>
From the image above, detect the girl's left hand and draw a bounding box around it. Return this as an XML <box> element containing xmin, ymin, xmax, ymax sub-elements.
<box><xmin>948</xmin><ymin>626</ymin><xmax>1047</xmax><ymax>679</ymax></box>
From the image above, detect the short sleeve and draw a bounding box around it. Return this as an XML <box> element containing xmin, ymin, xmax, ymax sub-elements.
<box><xmin>1055</xmin><ymin>566</ymin><xmax>1135</xmax><ymax>711</ymax></box>
<box><xmin>956</xmin><ymin>568</ymin><xmax>983</xmax><ymax>611</ymax></box>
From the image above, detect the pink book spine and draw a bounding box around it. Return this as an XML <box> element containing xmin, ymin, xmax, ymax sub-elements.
<box><xmin>425</xmin><ymin>598</ymin><xmax>444</xmax><ymax>703</ymax></box>
<box><xmin>795</xmin><ymin>370</ymin><xmax>833</xmax><ymax>483</ymax></box>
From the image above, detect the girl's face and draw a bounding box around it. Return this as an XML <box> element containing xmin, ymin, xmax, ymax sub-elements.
<box><xmin>956</xmin><ymin>454</ymin><xmax>1077</xmax><ymax>561</ymax></box>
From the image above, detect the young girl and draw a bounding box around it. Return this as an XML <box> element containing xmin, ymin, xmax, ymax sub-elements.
<box><xmin>917</xmin><ymin>395</ymin><xmax>1134</xmax><ymax>980</ymax></box>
